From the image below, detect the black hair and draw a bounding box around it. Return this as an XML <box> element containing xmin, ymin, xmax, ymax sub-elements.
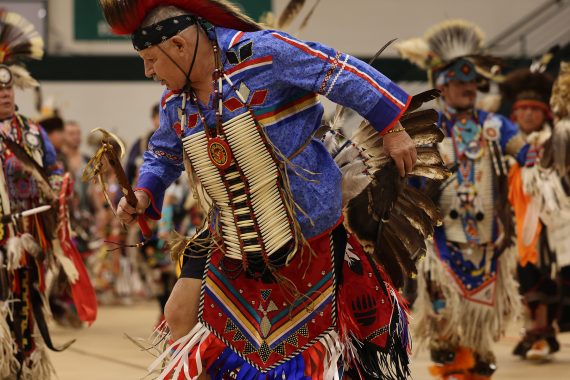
<box><xmin>41</xmin><ymin>116</ymin><xmax>64</xmax><ymax>134</ymax></box>
<box><xmin>151</xmin><ymin>103</ymin><xmax>160</xmax><ymax>118</ymax></box>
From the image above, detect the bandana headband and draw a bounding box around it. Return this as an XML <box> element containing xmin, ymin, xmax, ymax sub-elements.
<box><xmin>132</xmin><ymin>15</ymin><xmax>197</xmax><ymax>51</ymax></box>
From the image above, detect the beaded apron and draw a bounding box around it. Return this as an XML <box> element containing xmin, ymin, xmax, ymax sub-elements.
<box><xmin>182</xmin><ymin>109</ymin><xmax>337</xmax><ymax>370</ymax></box>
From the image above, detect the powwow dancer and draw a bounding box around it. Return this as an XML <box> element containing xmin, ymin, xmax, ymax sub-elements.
<box><xmin>0</xmin><ymin>10</ymin><xmax>97</xmax><ymax>379</ymax></box>
<box><xmin>500</xmin><ymin>63</ymin><xmax>561</xmax><ymax>360</ymax></box>
<box><xmin>397</xmin><ymin>20</ymin><xmax>530</xmax><ymax>379</ymax></box>
<box><xmin>101</xmin><ymin>0</ymin><xmax>447</xmax><ymax>378</ymax></box>
<box><xmin>506</xmin><ymin>60</ymin><xmax>570</xmax><ymax>360</ymax></box>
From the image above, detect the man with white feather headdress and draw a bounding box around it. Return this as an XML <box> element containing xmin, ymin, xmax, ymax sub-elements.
<box><xmin>0</xmin><ymin>10</ymin><xmax>97</xmax><ymax>379</ymax></box>
<box><xmin>396</xmin><ymin>20</ymin><xmax>531</xmax><ymax>379</ymax></box>
<box><xmin>97</xmin><ymin>0</ymin><xmax>451</xmax><ymax>379</ymax></box>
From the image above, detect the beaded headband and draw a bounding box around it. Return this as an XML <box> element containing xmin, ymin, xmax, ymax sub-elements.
<box><xmin>435</xmin><ymin>58</ymin><xmax>477</xmax><ymax>86</ymax></box>
<box><xmin>132</xmin><ymin>15</ymin><xmax>197</xmax><ymax>51</ymax></box>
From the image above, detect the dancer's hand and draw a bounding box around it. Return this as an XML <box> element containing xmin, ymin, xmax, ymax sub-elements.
<box><xmin>383</xmin><ymin>123</ymin><xmax>417</xmax><ymax>177</ymax></box>
<box><xmin>117</xmin><ymin>190</ymin><xmax>150</xmax><ymax>225</ymax></box>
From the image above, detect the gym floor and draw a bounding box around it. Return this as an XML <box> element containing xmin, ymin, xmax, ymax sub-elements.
<box><xmin>49</xmin><ymin>302</ymin><xmax>570</xmax><ymax>379</ymax></box>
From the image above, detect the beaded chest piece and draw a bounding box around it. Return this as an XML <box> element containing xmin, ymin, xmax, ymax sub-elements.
<box><xmin>181</xmin><ymin>41</ymin><xmax>297</xmax><ymax>271</ymax></box>
<box><xmin>439</xmin><ymin>110</ymin><xmax>502</xmax><ymax>245</ymax></box>
<box><xmin>183</xmin><ymin>110</ymin><xmax>296</xmax><ymax>265</ymax></box>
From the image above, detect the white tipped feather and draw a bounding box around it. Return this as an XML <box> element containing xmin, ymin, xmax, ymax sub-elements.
<box><xmin>334</xmin><ymin>144</ymin><xmax>362</xmax><ymax>168</ymax></box>
<box><xmin>351</xmin><ymin>121</ymin><xmax>376</xmax><ymax>144</ymax></box>
<box><xmin>424</xmin><ymin>19</ymin><xmax>485</xmax><ymax>63</ymax></box>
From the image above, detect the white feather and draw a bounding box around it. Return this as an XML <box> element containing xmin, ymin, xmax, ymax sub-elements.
<box><xmin>522</xmin><ymin>199</ymin><xmax>540</xmax><ymax>247</ymax></box>
<box><xmin>394</xmin><ymin>38</ymin><xmax>431</xmax><ymax>69</ymax></box>
<box><xmin>334</xmin><ymin>144</ymin><xmax>362</xmax><ymax>168</ymax></box>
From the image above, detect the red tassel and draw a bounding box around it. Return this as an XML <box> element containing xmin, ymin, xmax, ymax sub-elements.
<box><xmin>301</xmin><ymin>341</ymin><xmax>326</xmax><ymax>380</ymax></box>
<box><xmin>58</xmin><ymin>174</ymin><xmax>98</xmax><ymax>324</ymax></box>
<box><xmin>187</xmin><ymin>334</ymin><xmax>225</xmax><ymax>376</ymax></box>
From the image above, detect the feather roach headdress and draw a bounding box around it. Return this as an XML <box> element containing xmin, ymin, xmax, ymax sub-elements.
<box><xmin>0</xmin><ymin>10</ymin><xmax>44</xmax><ymax>89</ymax></box>
<box><xmin>99</xmin><ymin>0</ymin><xmax>262</xmax><ymax>46</ymax></box>
<box><xmin>396</xmin><ymin>19</ymin><xmax>501</xmax><ymax>86</ymax></box>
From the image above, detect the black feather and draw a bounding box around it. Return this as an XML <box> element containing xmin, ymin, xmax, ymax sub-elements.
<box><xmin>384</xmin><ymin>215</ymin><xmax>423</xmax><ymax>270</ymax></box>
<box><xmin>345</xmin><ymin>164</ymin><xmax>400</xmax><ymax>242</ymax></box>
<box><xmin>368</xmin><ymin>38</ymin><xmax>398</xmax><ymax>65</ymax></box>
<box><xmin>406</xmin><ymin>89</ymin><xmax>441</xmax><ymax>115</ymax></box>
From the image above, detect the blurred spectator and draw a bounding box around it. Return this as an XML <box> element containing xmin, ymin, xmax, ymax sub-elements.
<box><xmin>40</xmin><ymin>113</ymin><xmax>67</xmax><ymax>170</ymax></box>
<box><xmin>126</xmin><ymin>103</ymin><xmax>160</xmax><ymax>186</ymax></box>
<box><xmin>62</xmin><ymin>120</ymin><xmax>97</xmax><ymax>255</ymax></box>
<box><xmin>63</xmin><ymin>120</ymin><xmax>89</xmax><ymax>178</ymax></box>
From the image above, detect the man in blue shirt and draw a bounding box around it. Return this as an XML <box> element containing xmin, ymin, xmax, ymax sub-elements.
<box><xmin>102</xmin><ymin>1</ymin><xmax>417</xmax><ymax>378</ymax></box>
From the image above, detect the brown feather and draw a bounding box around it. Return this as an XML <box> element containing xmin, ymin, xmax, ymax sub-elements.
<box><xmin>386</xmin><ymin>212</ymin><xmax>426</xmax><ymax>261</ymax></box>
<box><xmin>299</xmin><ymin>0</ymin><xmax>321</xmax><ymax>31</ymax></box>
<box><xmin>344</xmin><ymin>164</ymin><xmax>400</xmax><ymax>243</ymax></box>
<box><xmin>374</xmin><ymin>233</ymin><xmax>404</xmax><ymax>288</ymax></box>
<box><xmin>377</xmin><ymin>222</ymin><xmax>418</xmax><ymax>288</ymax></box>
<box><xmin>350</xmin><ymin>120</ymin><xmax>374</xmax><ymax>144</ymax></box>
<box><xmin>400</xmin><ymin>186</ymin><xmax>443</xmax><ymax>224</ymax></box>
<box><xmin>406</xmin><ymin>123</ymin><xmax>445</xmax><ymax>145</ymax></box>
<box><xmin>393</xmin><ymin>194</ymin><xmax>435</xmax><ymax>239</ymax></box>
<box><xmin>277</xmin><ymin>0</ymin><xmax>306</xmax><ymax>29</ymax></box>
<box><xmin>400</xmin><ymin>109</ymin><xmax>439</xmax><ymax>127</ymax></box>
<box><xmin>410</xmin><ymin>164</ymin><xmax>450</xmax><ymax>180</ymax></box>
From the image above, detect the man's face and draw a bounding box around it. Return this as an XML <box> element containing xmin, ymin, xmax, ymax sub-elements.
<box><xmin>440</xmin><ymin>80</ymin><xmax>478</xmax><ymax>110</ymax></box>
<box><xmin>64</xmin><ymin>123</ymin><xmax>82</xmax><ymax>149</ymax></box>
<box><xmin>0</xmin><ymin>86</ymin><xmax>16</xmax><ymax>119</ymax></box>
<box><xmin>140</xmin><ymin>44</ymin><xmax>185</xmax><ymax>90</ymax></box>
<box><xmin>513</xmin><ymin>106</ymin><xmax>546</xmax><ymax>134</ymax></box>
<box><xmin>49</xmin><ymin>130</ymin><xmax>64</xmax><ymax>151</ymax></box>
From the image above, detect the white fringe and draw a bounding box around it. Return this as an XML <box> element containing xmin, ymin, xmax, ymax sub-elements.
<box><xmin>147</xmin><ymin>323</ymin><xmax>344</xmax><ymax>379</ymax></box>
<box><xmin>0</xmin><ymin>302</ymin><xmax>18</xmax><ymax>378</ymax></box>
<box><xmin>6</xmin><ymin>234</ymin><xmax>41</xmax><ymax>272</ymax></box>
<box><xmin>414</xmin><ymin>243</ymin><xmax>520</xmax><ymax>355</ymax></box>
<box><xmin>148</xmin><ymin>322</ymin><xmax>210</xmax><ymax>380</ymax></box>
<box><xmin>322</xmin><ymin>331</ymin><xmax>344</xmax><ymax>380</ymax></box>
<box><xmin>20</xmin><ymin>340</ymin><xmax>55</xmax><ymax>380</ymax></box>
